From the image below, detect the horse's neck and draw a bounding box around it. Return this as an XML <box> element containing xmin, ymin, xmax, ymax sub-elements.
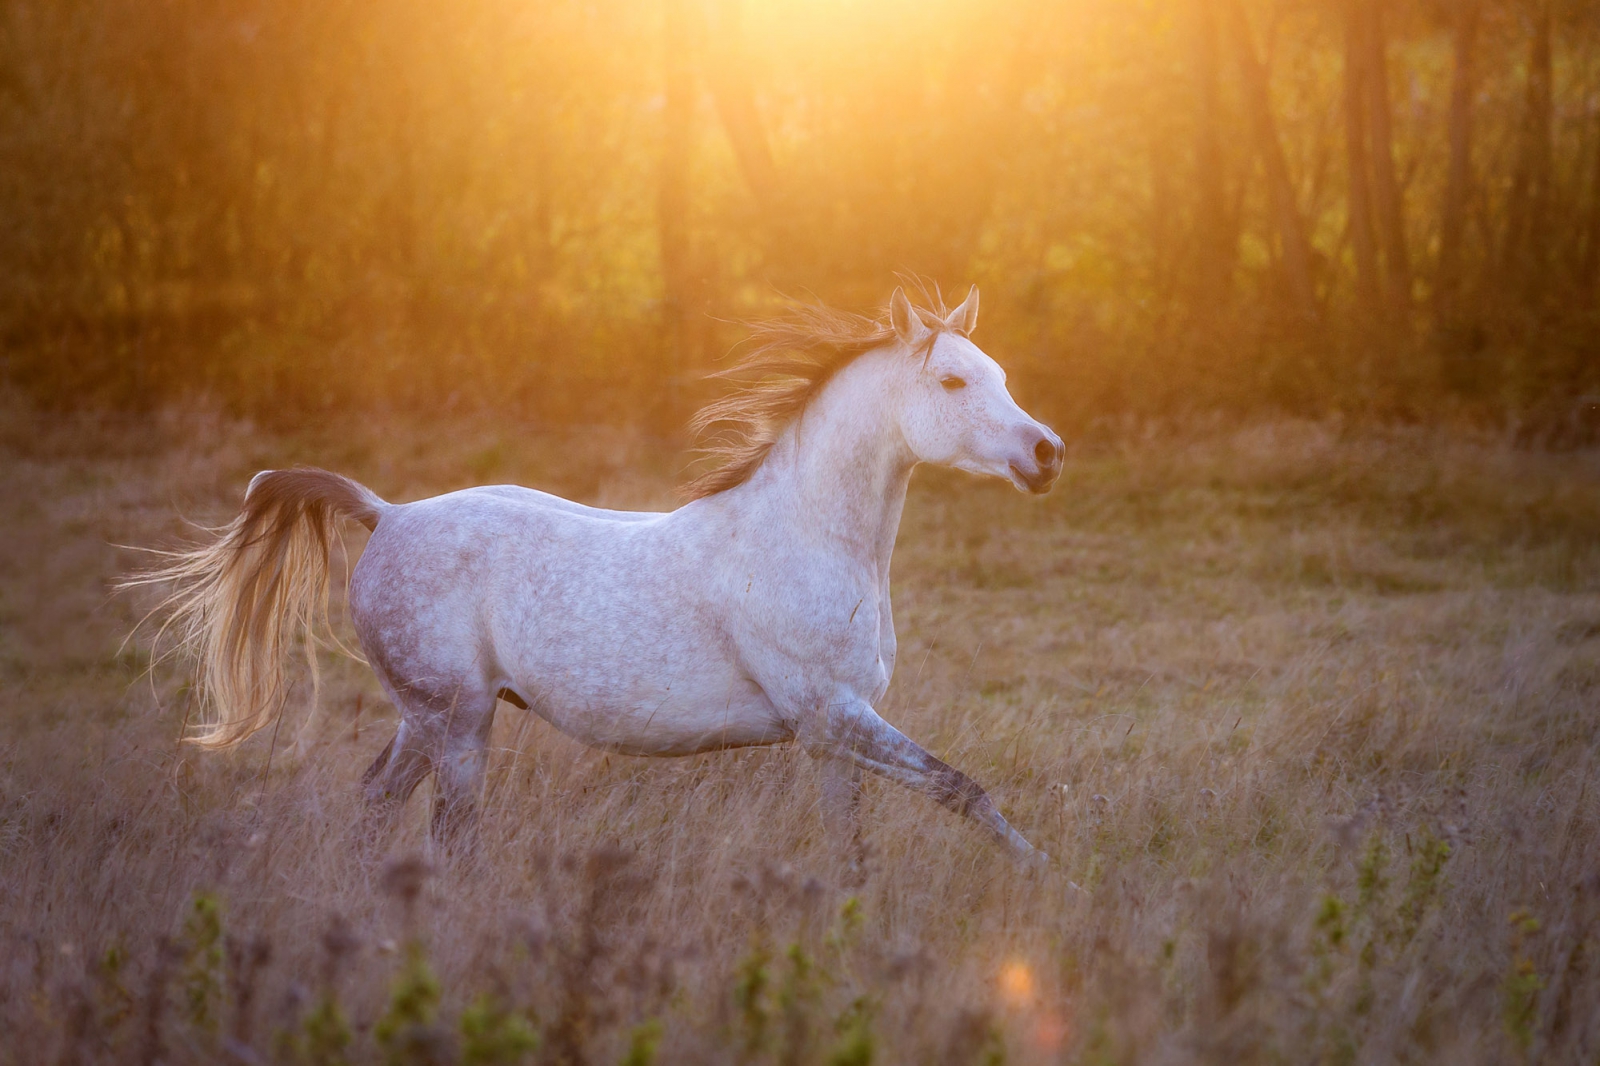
<box><xmin>752</xmin><ymin>355</ymin><xmax>912</xmax><ymax>573</ymax></box>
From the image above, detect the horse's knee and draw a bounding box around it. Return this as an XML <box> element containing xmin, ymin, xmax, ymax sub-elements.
<box><xmin>925</xmin><ymin>761</ymin><xmax>992</xmax><ymax>818</ymax></box>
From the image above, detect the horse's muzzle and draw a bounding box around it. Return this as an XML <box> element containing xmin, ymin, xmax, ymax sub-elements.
<box><xmin>1010</xmin><ymin>461</ymin><xmax>1060</xmax><ymax>495</ymax></box>
<box><xmin>1011</xmin><ymin>433</ymin><xmax>1062</xmax><ymax>494</ymax></box>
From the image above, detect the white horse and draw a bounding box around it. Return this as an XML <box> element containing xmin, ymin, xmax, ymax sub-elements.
<box><xmin>136</xmin><ymin>286</ymin><xmax>1063</xmax><ymax>862</ymax></box>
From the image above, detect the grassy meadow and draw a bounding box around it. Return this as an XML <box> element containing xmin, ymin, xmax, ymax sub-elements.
<box><xmin>2</xmin><ymin>395</ymin><xmax>1599</xmax><ymax>1063</ymax></box>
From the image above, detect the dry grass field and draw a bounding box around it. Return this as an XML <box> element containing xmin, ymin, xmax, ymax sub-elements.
<box><xmin>3</xmin><ymin>394</ymin><xmax>1599</xmax><ymax>1064</ymax></box>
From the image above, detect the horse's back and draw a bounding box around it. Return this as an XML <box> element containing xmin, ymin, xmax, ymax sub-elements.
<box><xmin>472</xmin><ymin>484</ymin><xmax>663</xmax><ymax>523</ymax></box>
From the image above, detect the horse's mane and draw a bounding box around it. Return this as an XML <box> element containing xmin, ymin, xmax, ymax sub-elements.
<box><xmin>682</xmin><ymin>287</ymin><xmax>955</xmax><ymax>500</ymax></box>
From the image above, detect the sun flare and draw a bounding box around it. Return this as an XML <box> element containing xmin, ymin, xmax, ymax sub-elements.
<box><xmin>998</xmin><ymin>959</ymin><xmax>1036</xmax><ymax>1006</ymax></box>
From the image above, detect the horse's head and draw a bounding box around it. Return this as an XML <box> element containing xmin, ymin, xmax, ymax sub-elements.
<box><xmin>887</xmin><ymin>286</ymin><xmax>1062</xmax><ymax>494</ymax></box>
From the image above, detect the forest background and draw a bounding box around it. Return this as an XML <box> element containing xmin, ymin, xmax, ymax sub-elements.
<box><xmin>2</xmin><ymin>0</ymin><xmax>1598</xmax><ymax>434</ymax></box>
<box><xmin>7</xmin><ymin>4</ymin><xmax>1600</xmax><ymax>1062</ymax></box>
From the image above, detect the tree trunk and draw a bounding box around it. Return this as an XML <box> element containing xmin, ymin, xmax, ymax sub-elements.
<box><xmin>1360</xmin><ymin>0</ymin><xmax>1411</xmax><ymax>314</ymax></box>
<box><xmin>703</xmin><ymin>0</ymin><xmax>779</xmax><ymax>213</ymax></box>
<box><xmin>657</xmin><ymin>0</ymin><xmax>694</xmax><ymax>429</ymax></box>
<box><xmin>1503</xmin><ymin>0</ymin><xmax>1554</xmax><ymax>291</ymax></box>
<box><xmin>1581</xmin><ymin>110</ymin><xmax>1600</xmax><ymax>297</ymax></box>
<box><xmin>1526</xmin><ymin>0</ymin><xmax>1555</xmax><ymax>270</ymax></box>
<box><xmin>1190</xmin><ymin>0</ymin><xmax>1234</xmax><ymax>307</ymax></box>
<box><xmin>1149</xmin><ymin>121</ymin><xmax>1179</xmax><ymax>307</ymax></box>
<box><xmin>1343</xmin><ymin>0</ymin><xmax>1380</xmax><ymax>315</ymax></box>
<box><xmin>1221</xmin><ymin>0</ymin><xmax>1318</xmax><ymax>320</ymax></box>
<box><xmin>524</xmin><ymin>83</ymin><xmax>556</xmax><ymax>288</ymax></box>
<box><xmin>1436</xmin><ymin>0</ymin><xmax>1479</xmax><ymax>325</ymax></box>
<box><xmin>388</xmin><ymin>51</ymin><xmax>420</xmax><ymax>287</ymax></box>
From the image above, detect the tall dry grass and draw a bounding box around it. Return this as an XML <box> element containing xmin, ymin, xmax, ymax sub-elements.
<box><xmin>2</xmin><ymin>396</ymin><xmax>1598</xmax><ymax>1063</ymax></box>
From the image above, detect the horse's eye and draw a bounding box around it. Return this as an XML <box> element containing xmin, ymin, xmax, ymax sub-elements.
<box><xmin>940</xmin><ymin>376</ymin><xmax>967</xmax><ymax>391</ymax></box>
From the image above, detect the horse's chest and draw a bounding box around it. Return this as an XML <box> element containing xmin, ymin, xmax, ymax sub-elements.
<box><xmin>739</xmin><ymin>577</ymin><xmax>893</xmax><ymax>706</ymax></box>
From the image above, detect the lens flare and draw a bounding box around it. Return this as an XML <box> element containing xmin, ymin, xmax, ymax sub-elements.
<box><xmin>998</xmin><ymin>959</ymin><xmax>1036</xmax><ymax>1006</ymax></box>
<box><xmin>1033</xmin><ymin>1009</ymin><xmax>1070</xmax><ymax>1052</ymax></box>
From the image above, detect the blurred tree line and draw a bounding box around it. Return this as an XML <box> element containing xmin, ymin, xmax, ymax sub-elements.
<box><xmin>2</xmin><ymin>0</ymin><xmax>1598</xmax><ymax>433</ymax></box>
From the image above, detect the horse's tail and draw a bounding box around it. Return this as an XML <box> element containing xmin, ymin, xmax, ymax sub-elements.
<box><xmin>122</xmin><ymin>468</ymin><xmax>389</xmax><ymax>749</ymax></box>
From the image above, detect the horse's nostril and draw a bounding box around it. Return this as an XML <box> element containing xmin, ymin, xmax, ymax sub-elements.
<box><xmin>1034</xmin><ymin>438</ymin><xmax>1059</xmax><ymax>468</ymax></box>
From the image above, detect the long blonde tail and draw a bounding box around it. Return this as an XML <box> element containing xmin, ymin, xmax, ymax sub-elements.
<box><xmin>123</xmin><ymin>468</ymin><xmax>388</xmax><ymax>748</ymax></box>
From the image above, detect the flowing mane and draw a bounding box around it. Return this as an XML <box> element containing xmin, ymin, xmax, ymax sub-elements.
<box><xmin>682</xmin><ymin>290</ymin><xmax>954</xmax><ymax>499</ymax></box>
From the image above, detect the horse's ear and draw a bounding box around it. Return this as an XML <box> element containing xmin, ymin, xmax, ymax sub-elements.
<box><xmin>945</xmin><ymin>285</ymin><xmax>979</xmax><ymax>335</ymax></box>
<box><xmin>889</xmin><ymin>287</ymin><xmax>927</xmax><ymax>345</ymax></box>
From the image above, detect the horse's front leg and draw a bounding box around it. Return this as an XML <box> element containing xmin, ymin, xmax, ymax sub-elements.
<box><xmin>800</xmin><ymin>695</ymin><xmax>1044</xmax><ymax>864</ymax></box>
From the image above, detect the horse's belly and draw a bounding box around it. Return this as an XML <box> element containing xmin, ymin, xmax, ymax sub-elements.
<box><xmin>531</xmin><ymin>672</ymin><xmax>789</xmax><ymax>756</ymax></box>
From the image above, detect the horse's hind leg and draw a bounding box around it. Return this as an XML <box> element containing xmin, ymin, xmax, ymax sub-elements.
<box><xmin>429</xmin><ymin>691</ymin><xmax>499</xmax><ymax>846</ymax></box>
<box><xmin>360</xmin><ymin>689</ymin><xmax>498</xmax><ymax>846</ymax></box>
<box><xmin>354</xmin><ymin>718</ymin><xmax>434</xmax><ymax>858</ymax></box>
<box><xmin>362</xmin><ymin>718</ymin><xmax>433</xmax><ymax>813</ymax></box>
<box><xmin>361</xmin><ymin>736</ymin><xmax>397</xmax><ymax>788</ymax></box>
